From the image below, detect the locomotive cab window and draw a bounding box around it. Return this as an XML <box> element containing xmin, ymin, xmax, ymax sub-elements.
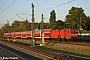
<box><xmin>68</xmin><ymin>31</ymin><xmax>69</xmax><ymax>33</ymax></box>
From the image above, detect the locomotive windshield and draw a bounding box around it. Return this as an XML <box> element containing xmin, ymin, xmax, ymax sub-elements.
<box><xmin>71</xmin><ymin>30</ymin><xmax>78</xmax><ymax>34</ymax></box>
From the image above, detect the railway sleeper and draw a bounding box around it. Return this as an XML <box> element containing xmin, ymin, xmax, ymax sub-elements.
<box><xmin>0</xmin><ymin>40</ymin><xmax>89</xmax><ymax>60</ymax></box>
<box><xmin>0</xmin><ymin>46</ymin><xmax>25</xmax><ymax>60</ymax></box>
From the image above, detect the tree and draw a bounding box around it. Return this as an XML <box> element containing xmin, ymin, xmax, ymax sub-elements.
<box><xmin>12</xmin><ymin>20</ymin><xmax>20</xmax><ymax>32</ymax></box>
<box><xmin>56</xmin><ymin>20</ymin><xmax>65</xmax><ymax>29</ymax></box>
<box><xmin>38</xmin><ymin>22</ymin><xmax>50</xmax><ymax>29</ymax></box>
<box><xmin>86</xmin><ymin>16</ymin><xmax>90</xmax><ymax>30</ymax></box>
<box><xmin>0</xmin><ymin>23</ymin><xmax>10</xmax><ymax>38</ymax></box>
<box><xmin>49</xmin><ymin>10</ymin><xmax>56</xmax><ymax>29</ymax></box>
<box><xmin>12</xmin><ymin>20</ymin><xmax>31</xmax><ymax>32</ymax></box>
<box><xmin>49</xmin><ymin>10</ymin><xmax>56</xmax><ymax>23</ymax></box>
<box><xmin>65</xmin><ymin>7</ymin><xmax>87</xmax><ymax>29</ymax></box>
<box><xmin>21</xmin><ymin>19</ymin><xmax>31</xmax><ymax>31</ymax></box>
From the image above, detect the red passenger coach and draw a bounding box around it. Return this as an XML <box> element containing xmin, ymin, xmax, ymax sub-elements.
<box><xmin>34</xmin><ymin>29</ymin><xmax>51</xmax><ymax>39</ymax></box>
<box><xmin>8</xmin><ymin>33</ymin><xmax>12</xmax><ymax>38</ymax></box>
<box><xmin>21</xmin><ymin>32</ymin><xmax>27</xmax><ymax>38</ymax></box>
<box><xmin>44</xmin><ymin>29</ymin><xmax>51</xmax><ymax>38</ymax></box>
<box><xmin>16</xmin><ymin>32</ymin><xmax>21</xmax><ymax>38</ymax></box>
<box><xmin>27</xmin><ymin>31</ymin><xmax>31</xmax><ymax>38</ymax></box>
<box><xmin>35</xmin><ymin>30</ymin><xmax>41</xmax><ymax>38</ymax></box>
<box><xmin>11</xmin><ymin>32</ymin><xmax>16</xmax><ymax>38</ymax></box>
<box><xmin>10</xmin><ymin>33</ymin><xmax>14</xmax><ymax>38</ymax></box>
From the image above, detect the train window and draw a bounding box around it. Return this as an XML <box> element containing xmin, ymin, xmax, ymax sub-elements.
<box><xmin>27</xmin><ymin>34</ymin><xmax>30</xmax><ymax>35</ymax></box>
<box><xmin>45</xmin><ymin>33</ymin><xmax>49</xmax><ymax>35</ymax></box>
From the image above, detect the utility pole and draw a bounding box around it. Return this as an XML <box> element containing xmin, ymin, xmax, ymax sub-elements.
<box><xmin>13</xmin><ymin>25</ymin><xmax>15</xmax><ymax>41</ymax></box>
<box><xmin>7</xmin><ymin>20</ymin><xmax>9</xmax><ymax>41</ymax></box>
<box><xmin>40</xmin><ymin>14</ymin><xmax>45</xmax><ymax>46</ymax></box>
<box><xmin>31</xmin><ymin>3</ymin><xmax>35</xmax><ymax>47</ymax></box>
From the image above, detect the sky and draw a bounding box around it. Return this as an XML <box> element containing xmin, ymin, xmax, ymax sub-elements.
<box><xmin>0</xmin><ymin>0</ymin><xmax>90</xmax><ymax>27</ymax></box>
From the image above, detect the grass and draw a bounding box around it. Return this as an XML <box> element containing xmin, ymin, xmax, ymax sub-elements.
<box><xmin>37</xmin><ymin>45</ymin><xmax>90</xmax><ymax>58</ymax></box>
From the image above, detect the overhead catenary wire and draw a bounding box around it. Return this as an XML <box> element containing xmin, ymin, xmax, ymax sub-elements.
<box><xmin>35</xmin><ymin>0</ymin><xmax>47</xmax><ymax>7</ymax></box>
<box><xmin>35</xmin><ymin>0</ymin><xmax>47</xmax><ymax>18</ymax></box>
<box><xmin>16</xmin><ymin>14</ymin><xmax>25</xmax><ymax>20</ymax></box>
<box><xmin>0</xmin><ymin>0</ymin><xmax>7</xmax><ymax>9</ymax></box>
<box><xmin>35</xmin><ymin>0</ymin><xmax>75</xmax><ymax>22</ymax></box>
<box><xmin>16</xmin><ymin>10</ymin><xmax>32</xmax><ymax>21</ymax></box>
<box><xmin>16</xmin><ymin>0</ymin><xmax>47</xmax><ymax>21</ymax></box>
<box><xmin>35</xmin><ymin>0</ymin><xmax>75</xmax><ymax>16</ymax></box>
<box><xmin>16</xmin><ymin>13</ymin><xmax>31</xmax><ymax>21</ymax></box>
<box><xmin>0</xmin><ymin>0</ymin><xmax>16</xmax><ymax>16</ymax></box>
<box><xmin>36</xmin><ymin>0</ymin><xmax>75</xmax><ymax>11</ymax></box>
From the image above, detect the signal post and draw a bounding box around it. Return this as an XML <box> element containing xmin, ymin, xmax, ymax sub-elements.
<box><xmin>31</xmin><ymin>3</ymin><xmax>35</xmax><ymax>47</ymax></box>
<box><xmin>40</xmin><ymin>14</ymin><xmax>45</xmax><ymax>46</ymax></box>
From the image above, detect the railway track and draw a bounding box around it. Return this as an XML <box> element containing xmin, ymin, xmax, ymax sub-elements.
<box><xmin>4</xmin><ymin>38</ymin><xmax>90</xmax><ymax>46</ymax></box>
<box><xmin>20</xmin><ymin>38</ymin><xmax>90</xmax><ymax>46</ymax></box>
<box><xmin>0</xmin><ymin>46</ymin><xmax>24</xmax><ymax>60</ymax></box>
<box><xmin>0</xmin><ymin>42</ymin><xmax>41</xmax><ymax>60</ymax></box>
<box><xmin>0</xmin><ymin>40</ymin><xmax>90</xmax><ymax>60</ymax></box>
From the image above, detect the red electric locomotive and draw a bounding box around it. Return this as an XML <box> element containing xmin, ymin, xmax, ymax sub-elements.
<box><xmin>59</xmin><ymin>29</ymin><xmax>78</xmax><ymax>41</ymax></box>
<box><xmin>51</xmin><ymin>30</ymin><xmax>59</xmax><ymax>38</ymax></box>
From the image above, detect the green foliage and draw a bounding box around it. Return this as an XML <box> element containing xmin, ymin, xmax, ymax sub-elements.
<box><xmin>12</xmin><ymin>20</ymin><xmax>20</xmax><ymax>32</ymax></box>
<box><xmin>86</xmin><ymin>16</ymin><xmax>90</xmax><ymax>30</ymax></box>
<box><xmin>0</xmin><ymin>29</ymin><xmax>4</xmax><ymax>38</ymax></box>
<box><xmin>56</xmin><ymin>20</ymin><xmax>65</xmax><ymax>29</ymax></box>
<box><xmin>0</xmin><ymin>23</ymin><xmax>10</xmax><ymax>38</ymax></box>
<box><xmin>49</xmin><ymin>20</ymin><xmax>65</xmax><ymax>30</ymax></box>
<box><xmin>44</xmin><ymin>23</ymin><xmax>51</xmax><ymax>29</ymax></box>
<box><xmin>35</xmin><ymin>23</ymin><xmax>40</xmax><ymax>29</ymax></box>
<box><xmin>49</xmin><ymin>10</ymin><xmax>65</xmax><ymax>30</ymax></box>
<box><xmin>39</xmin><ymin>22</ymin><xmax>51</xmax><ymax>29</ymax></box>
<box><xmin>65</xmin><ymin>7</ymin><xmax>87</xmax><ymax>29</ymax></box>
<box><xmin>12</xmin><ymin>20</ymin><xmax>31</xmax><ymax>32</ymax></box>
<box><xmin>49</xmin><ymin>10</ymin><xmax>56</xmax><ymax>29</ymax></box>
<box><xmin>49</xmin><ymin>10</ymin><xmax>56</xmax><ymax>23</ymax></box>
